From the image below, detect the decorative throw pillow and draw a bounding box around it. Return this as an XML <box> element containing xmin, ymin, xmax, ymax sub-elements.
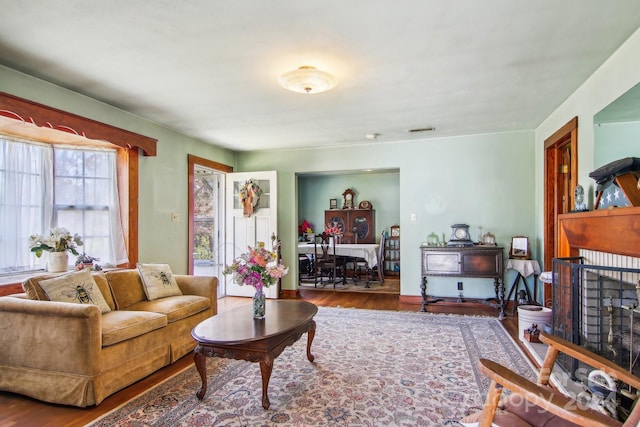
<box><xmin>136</xmin><ymin>263</ymin><xmax>182</xmax><ymax>301</ymax></box>
<box><xmin>39</xmin><ymin>268</ymin><xmax>111</xmax><ymax>313</ymax></box>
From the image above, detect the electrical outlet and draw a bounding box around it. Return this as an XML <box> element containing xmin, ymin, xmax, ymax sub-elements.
<box><xmin>171</xmin><ymin>212</ymin><xmax>180</xmax><ymax>222</ymax></box>
<box><xmin>410</xmin><ymin>213</ymin><xmax>417</xmax><ymax>222</ymax></box>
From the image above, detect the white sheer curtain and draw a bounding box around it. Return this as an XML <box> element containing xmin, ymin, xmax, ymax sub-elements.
<box><xmin>0</xmin><ymin>137</ymin><xmax>53</xmax><ymax>272</ymax></box>
<box><xmin>106</xmin><ymin>150</ymin><xmax>129</xmax><ymax>265</ymax></box>
<box><xmin>1</xmin><ymin>137</ymin><xmax>128</xmax><ymax>273</ymax></box>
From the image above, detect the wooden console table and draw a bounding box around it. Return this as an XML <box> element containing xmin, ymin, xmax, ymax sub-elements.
<box><xmin>420</xmin><ymin>245</ymin><xmax>505</xmax><ymax>318</ymax></box>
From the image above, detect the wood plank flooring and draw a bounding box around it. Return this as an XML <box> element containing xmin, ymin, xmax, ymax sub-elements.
<box><xmin>0</xmin><ymin>290</ymin><xmax>525</xmax><ymax>427</ymax></box>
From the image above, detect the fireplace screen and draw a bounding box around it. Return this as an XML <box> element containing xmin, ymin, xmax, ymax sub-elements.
<box><xmin>552</xmin><ymin>257</ymin><xmax>640</xmax><ymax>379</ymax></box>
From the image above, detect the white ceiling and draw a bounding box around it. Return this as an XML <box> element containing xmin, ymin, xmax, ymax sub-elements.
<box><xmin>1</xmin><ymin>1</ymin><xmax>639</xmax><ymax>152</ymax></box>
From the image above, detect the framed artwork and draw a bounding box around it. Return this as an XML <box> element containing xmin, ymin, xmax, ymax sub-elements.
<box><xmin>510</xmin><ymin>236</ymin><xmax>530</xmax><ymax>259</ymax></box>
<box><xmin>329</xmin><ymin>198</ymin><xmax>338</xmax><ymax>209</ymax></box>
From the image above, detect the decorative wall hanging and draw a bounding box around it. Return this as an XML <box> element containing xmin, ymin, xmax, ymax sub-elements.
<box><xmin>239</xmin><ymin>179</ymin><xmax>263</xmax><ymax>217</ymax></box>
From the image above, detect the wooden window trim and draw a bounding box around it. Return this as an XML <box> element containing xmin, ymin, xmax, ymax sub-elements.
<box><xmin>0</xmin><ymin>92</ymin><xmax>158</xmax><ymax>268</ymax></box>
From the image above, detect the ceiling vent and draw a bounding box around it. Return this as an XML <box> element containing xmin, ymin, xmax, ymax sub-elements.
<box><xmin>407</xmin><ymin>127</ymin><xmax>436</xmax><ymax>133</ymax></box>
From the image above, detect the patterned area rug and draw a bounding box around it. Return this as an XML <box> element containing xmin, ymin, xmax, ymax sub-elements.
<box><xmin>89</xmin><ymin>307</ymin><xmax>535</xmax><ymax>426</ymax></box>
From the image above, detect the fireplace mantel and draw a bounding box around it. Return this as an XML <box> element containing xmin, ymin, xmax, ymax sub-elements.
<box><xmin>558</xmin><ymin>206</ymin><xmax>640</xmax><ymax>258</ymax></box>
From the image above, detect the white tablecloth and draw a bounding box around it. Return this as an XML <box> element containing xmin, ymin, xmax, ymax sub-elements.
<box><xmin>506</xmin><ymin>259</ymin><xmax>541</xmax><ymax>278</ymax></box>
<box><xmin>298</xmin><ymin>243</ymin><xmax>379</xmax><ymax>268</ymax></box>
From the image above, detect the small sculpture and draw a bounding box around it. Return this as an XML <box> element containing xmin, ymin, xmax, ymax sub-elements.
<box><xmin>574</xmin><ymin>185</ymin><xmax>588</xmax><ymax>212</ymax></box>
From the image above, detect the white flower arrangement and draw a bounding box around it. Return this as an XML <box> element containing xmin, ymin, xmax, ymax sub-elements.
<box><xmin>29</xmin><ymin>227</ymin><xmax>83</xmax><ymax>257</ymax></box>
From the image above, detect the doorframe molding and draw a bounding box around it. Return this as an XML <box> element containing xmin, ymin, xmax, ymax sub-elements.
<box><xmin>187</xmin><ymin>154</ymin><xmax>233</xmax><ymax>274</ymax></box>
<box><xmin>543</xmin><ymin>116</ymin><xmax>578</xmax><ymax>270</ymax></box>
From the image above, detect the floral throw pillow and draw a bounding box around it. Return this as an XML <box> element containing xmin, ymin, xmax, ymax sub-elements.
<box><xmin>136</xmin><ymin>263</ymin><xmax>182</xmax><ymax>301</ymax></box>
<box><xmin>39</xmin><ymin>268</ymin><xmax>111</xmax><ymax>313</ymax></box>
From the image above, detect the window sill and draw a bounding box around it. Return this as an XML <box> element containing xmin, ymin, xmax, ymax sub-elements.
<box><xmin>0</xmin><ymin>270</ymin><xmax>57</xmax><ymax>286</ymax></box>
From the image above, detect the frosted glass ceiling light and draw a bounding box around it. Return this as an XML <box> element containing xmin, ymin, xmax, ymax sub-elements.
<box><xmin>278</xmin><ymin>66</ymin><xmax>337</xmax><ymax>94</ymax></box>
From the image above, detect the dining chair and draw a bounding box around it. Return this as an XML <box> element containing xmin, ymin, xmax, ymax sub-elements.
<box><xmin>368</xmin><ymin>231</ymin><xmax>386</xmax><ymax>284</ymax></box>
<box><xmin>313</xmin><ymin>232</ymin><xmax>345</xmax><ymax>288</ymax></box>
<box><xmin>352</xmin><ymin>231</ymin><xmax>386</xmax><ymax>286</ymax></box>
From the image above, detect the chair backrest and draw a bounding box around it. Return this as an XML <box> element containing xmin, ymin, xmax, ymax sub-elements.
<box><xmin>378</xmin><ymin>231</ymin><xmax>386</xmax><ymax>265</ymax></box>
<box><xmin>314</xmin><ymin>232</ymin><xmax>334</xmax><ymax>260</ymax></box>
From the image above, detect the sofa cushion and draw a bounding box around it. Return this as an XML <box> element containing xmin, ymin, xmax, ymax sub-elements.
<box><xmin>136</xmin><ymin>263</ymin><xmax>183</xmax><ymax>301</ymax></box>
<box><xmin>101</xmin><ymin>310</ymin><xmax>167</xmax><ymax>347</ymax></box>
<box><xmin>22</xmin><ymin>271</ymin><xmax>115</xmax><ymax>311</ymax></box>
<box><xmin>38</xmin><ymin>269</ymin><xmax>111</xmax><ymax>313</ymax></box>
<box><xmin>105</xmin><ymin>269</ymin><xmax>147</xmax><ymax>309</ymax></box>
<box><xmin>127</xmin><ymin>295</ymin><xmax>210</xmax><ymax>323</ymax></box>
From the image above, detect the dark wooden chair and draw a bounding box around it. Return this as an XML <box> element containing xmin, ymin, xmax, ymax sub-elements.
<box><xmin>464</xmin><ymin>332</ymin><xmax>640</xmax><ymax>427</ymax></box>
<box><xmin>313</xmin><ymin>232</ymin><xmax>345</xmax><ymax>288</ymax></box>
<box><xmin>354</xmin><ymin>231</ymin><xmax>386</xmax><ymax>286</ymax></box>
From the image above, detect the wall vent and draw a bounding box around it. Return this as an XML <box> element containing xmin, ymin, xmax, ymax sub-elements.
<box><xmin>407</xmin><ymin>126</ymin><xmax>436</xmax><ymax>133</ymax></box>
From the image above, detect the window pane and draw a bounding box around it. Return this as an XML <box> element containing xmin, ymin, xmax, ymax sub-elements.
<box><xmin>54</xmin><ymin>148</ymin><xmax>120</xmax><ymax>266</ymax></box>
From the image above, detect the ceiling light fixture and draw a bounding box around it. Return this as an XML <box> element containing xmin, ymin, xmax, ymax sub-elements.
<box><xmin>278</xmin><ymin>66</ymin><xmax>337</xmax><ymax>94</ymax></box>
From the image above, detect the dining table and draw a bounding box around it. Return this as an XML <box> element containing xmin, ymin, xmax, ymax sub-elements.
<box><xmin>297</xmin><ymin>242</ymin><xmax>383</xmax><ymax>285</ymax></box>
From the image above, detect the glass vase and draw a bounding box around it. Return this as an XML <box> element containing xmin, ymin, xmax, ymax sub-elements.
<box><xmin>253</xmin><ymin>287</ymin><xmax>266</xmax><ymax>319</ymax></box>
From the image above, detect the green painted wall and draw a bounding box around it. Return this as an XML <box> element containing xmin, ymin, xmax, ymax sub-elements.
<box><xmin>593</xmin><ymin>121</ymin><xmax>640</xmax><ymax>168</ymax></box>
<box><xmin>238</xmin><ymin>131</ymin><xmax>536</xmax><ymax>299</ymax></box>
<box><xmin>0</xmin><ymin>65</ymin><xmax>237</xmax><ymax>274</ymax></box>
<box><xmin>534</xmin><ymin>26</ymin><xmax>640</xmax><ymax>264</ymax></box>
<box><xmin>298</xmin><ymin>172</ymin><xmax>400</xmax><ymax>241</ymax></box>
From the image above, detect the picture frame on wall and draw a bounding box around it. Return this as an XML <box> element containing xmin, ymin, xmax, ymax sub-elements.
<box><xmin>329</xmin><ymin>198</ymin><xmax>338</xmax><ymax>209</ymax></box>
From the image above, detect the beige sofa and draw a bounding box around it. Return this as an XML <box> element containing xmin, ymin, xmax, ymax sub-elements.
<box><xmin>0</xmin><ymin>268</ymin><xmax>217</xmax><ymax>407</ymax></box>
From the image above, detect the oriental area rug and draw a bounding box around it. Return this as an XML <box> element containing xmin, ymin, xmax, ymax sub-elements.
<box><xmin>88</xmin><ymin>307</ymin><xmax>535</xmax><ymax>427</ymax></box>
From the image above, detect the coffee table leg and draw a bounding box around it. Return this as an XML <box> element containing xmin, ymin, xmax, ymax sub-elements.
<box><xmin>193</xmin><ymin>345</ymin><xmax>208</xmax><ymax>400</ymax></box>
<box><xmin>259</xmin><ymin>356</ymin><xmax>274</xmax><ymax>409</ymax></box>
<box><xmin>306</xmin><ymin>320</ymin><xmax>316</xmax><ymax>362</ymax></box>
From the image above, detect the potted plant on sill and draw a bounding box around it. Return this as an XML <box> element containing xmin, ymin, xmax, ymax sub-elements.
<box><xmin>75</xmin><ymin>253</ymin><xmax>100</xmax><ymax>271</ymax></box>
<box><xmin>29</xmin><ymin>227</ymin><xmax>83</xmax><ymax>272</ymax></box>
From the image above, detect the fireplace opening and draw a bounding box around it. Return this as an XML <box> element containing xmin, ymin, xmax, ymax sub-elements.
<box><xmin>552</xmin><ymin>256</ymin><xmax>640</xmax><ymax>378</ymax></box>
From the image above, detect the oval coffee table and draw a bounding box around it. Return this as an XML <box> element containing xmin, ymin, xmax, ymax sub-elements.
<box><xmin>191</xmin><ymin>299</ymin><xmax>317</xmax><ymax>409</ymax></box>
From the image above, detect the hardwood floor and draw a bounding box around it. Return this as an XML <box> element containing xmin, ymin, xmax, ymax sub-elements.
<box><xmin>0</xmin><ymin>289</ymin><xmax>524</xmax><ymax>427</ymax></box>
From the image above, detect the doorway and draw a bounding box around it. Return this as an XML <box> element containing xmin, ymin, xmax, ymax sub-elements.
<box><xmin>543</xmin><ymin>117</ymin><xmax>578</xmax><ymax>271</ymax></box>
<box><xmin>188</xmin><ymin>155</ymin><xmax>232</xmax><ymax>298</ymax></box>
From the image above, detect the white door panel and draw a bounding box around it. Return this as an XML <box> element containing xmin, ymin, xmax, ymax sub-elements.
<box><xmin>225</xmin><ymin>171</ymin><xmax>278</xmax><ymax>298</ymax></box>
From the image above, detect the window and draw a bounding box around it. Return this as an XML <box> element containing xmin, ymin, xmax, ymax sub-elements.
<box><xmin>0</xmin><ymin>136</ymin><xmax>127</xmax><ymax>273</ymax></box>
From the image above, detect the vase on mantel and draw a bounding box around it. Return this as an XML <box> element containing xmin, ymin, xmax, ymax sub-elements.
<box><xmin>253</xmin><ymin>287</ymin><xmax>266</xmax><ymax>319</ymax></box>
<box><xmin>47</xmin><ymin>251</ymin><xmax>69</xmax><ymax>273</ymax></box>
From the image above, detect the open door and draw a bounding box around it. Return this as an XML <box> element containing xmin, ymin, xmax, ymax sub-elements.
<box><xmin>225</xmin><ymin>171</ymin><xmax>278</xmax><ymax>298</ymax></box>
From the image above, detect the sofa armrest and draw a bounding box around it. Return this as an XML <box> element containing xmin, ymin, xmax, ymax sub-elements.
<box><xmin>175</xmin><ymin>275</ymin><xmax>218</xmax><ymax>315</ymax></box>
<box><xmin>0</xmin><ymin>297</ymin><xmax>102</xmax><ymax>375</ymax></box>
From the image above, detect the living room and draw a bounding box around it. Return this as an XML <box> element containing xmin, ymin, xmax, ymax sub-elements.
<box><xmin>1</xmin><ymin>2</ymin><xmax>640</xmax><ymax>425</ymax></box>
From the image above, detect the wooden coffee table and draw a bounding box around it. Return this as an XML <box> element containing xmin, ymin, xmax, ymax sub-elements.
<box><xmin>191</xmin><ymin>300</ymin><xmax>318</xmax><ymax>409</ymax></box>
